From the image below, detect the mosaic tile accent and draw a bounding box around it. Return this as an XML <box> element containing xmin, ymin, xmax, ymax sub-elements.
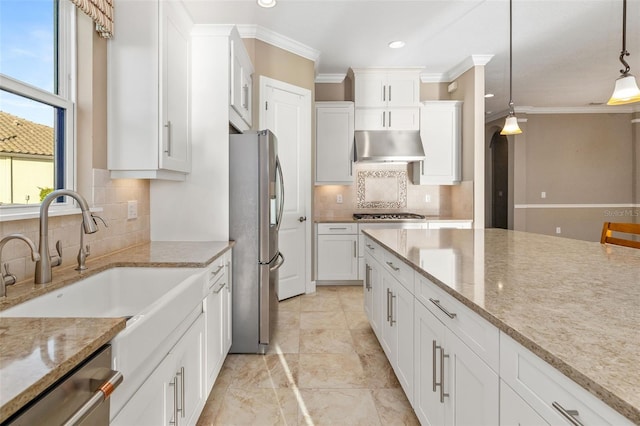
<box><xmin>357</xmin><ymin>170</ymin><xmax>407</xmax><ymax>209</ymax></box>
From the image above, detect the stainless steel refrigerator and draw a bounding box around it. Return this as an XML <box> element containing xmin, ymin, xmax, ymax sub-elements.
<box><xmin>229</xmin><ymin>130</ymin><xmax>285</xmax><ymax>354</ymax></box>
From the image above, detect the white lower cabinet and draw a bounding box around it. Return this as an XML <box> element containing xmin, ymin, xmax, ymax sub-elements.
<box><xmin>113</xmin><ymin>251</ymin><xmax>233</xmax><ymax>426</ymax></box>
<box><xmin>413</xmin><ymin>299</ymin><xmax>498</xmax><ymax>426</ymax></box>
<box><xmin>316</xmin><ymin>223</ymin><xmax>358</xmax><ymax>281</ymax></box>
<box><xmin>500</xmin><ymin>333</ymin><xmax>632</xmax><ymax>426</ymax></box>
<box><xmin>112</xmin><ymin>314</ymin><xmax>205</xmax><ymax>426</ymax></box>
<box><xmin>500</xmin><ymin>380</ymin><xmax>549</xmax><ymax>426</ymax></box>
<box><xmin>204</xmin><ymin>252</ymin><xmax>232</xmax><ymax>392</ymax></box>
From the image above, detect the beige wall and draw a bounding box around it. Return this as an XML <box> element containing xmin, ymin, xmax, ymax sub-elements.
<box><xmin>420</xmin><ymin>82</ymin><xmax>450</xmax><ymax>101</ymax></box>
<box><xmin>0</xmin><ymin>12</ymin><xmax>151</xmax><ymax>283</ymax></box>
<box><xmin>315</xmin><ymin>78</ymin><xmax>353</xmax><ymax>102</ymax></box>
<box><xmin>490</xmin><ymin>112</ymin><xmax>638</xmax><ymax>241</ymax></box>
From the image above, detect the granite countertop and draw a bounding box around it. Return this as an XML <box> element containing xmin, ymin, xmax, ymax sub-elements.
<box><xmin>0</xmin><ymin>240</ymin><xmax>234</xmax><ymax>422</ymax></box>
<box><xmin>363</xmin><ymin>228</ymin><xmax>640</xmax><ymax>423</ymax></box>
<box><xmin>315</xmin><ymin>216</ymin><xmax>472</xmax><ymax>223</ymax></box>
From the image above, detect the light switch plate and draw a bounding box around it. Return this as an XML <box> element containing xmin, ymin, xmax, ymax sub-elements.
<box><xmin>127</xmin><ymin>200</ymin><xmax>138</xmax><ymax>220</ymax></box>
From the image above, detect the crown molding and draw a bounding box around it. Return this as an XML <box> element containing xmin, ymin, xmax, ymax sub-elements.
<box><xmin>315</xmin><ymin>74</ymin><xmax>346</xmax><ymax>84</ymax></box>
<box><xmin>515</xmin><ymin>105</ymin><xmax>638</xmax><ymax>114</ymax></box>
<box><xmin>421</xmin><ymin>54</ymin><xmax>494</xmax><ymax>83</ymax></box>
<box><xmin>236</xmin><ymin>24</ymin><xmax>321</xmax><ymax>62</ymax></box>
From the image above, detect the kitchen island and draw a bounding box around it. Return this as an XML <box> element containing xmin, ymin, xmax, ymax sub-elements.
<box><xmin>0</xmin><ymin>240</ymin><xmax>234</xmax><ymax>423</ymax></box>
<box><xmin>363</xmin><ymin>228</ymin><xmax>639</xmax><ymax>424</ymax></box>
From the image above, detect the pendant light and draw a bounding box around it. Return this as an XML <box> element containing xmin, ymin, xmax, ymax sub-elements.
<box><xmin>501</xmin><ymin>0</ymin><xmax>522</xmax><ymax>135</ymax></box>
<box><xmin>608</xmin><ymin>0</ymin><xmax>640</xmax><ymax>105</ymax></box>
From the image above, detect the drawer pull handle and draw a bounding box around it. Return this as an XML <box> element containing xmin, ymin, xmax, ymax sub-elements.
<box><xmin>386</xmin><ymin>261</ymin><xmax>400</xmax><ymax>272</ymax></box>
<box><xmin>366</xmin><ymin>244</ymin><xmax>375</xmax><ymax>250</ymax></box>
<box><xmin>213</xmin><ymin>281</ymin><xmax>227</xmax><ymax>294</ymax></box>
<box><xmin>429</xmin><ymin>298</ymin><xmax>457</xmax><ymax>319</ymax></box>
<box><xmin>211</xmin><ymin>264</ymin><xmax>224</xmax><ymax>277</ymax></box>
<box><xmin>552</xmin><ymin>402</ymin><xmax>584</xmax><ymax>426</ymax></box>
<box><xmin>329</xmin><ymin>227</ymin><xmax>348</xmax><ymax>230</ymax></box>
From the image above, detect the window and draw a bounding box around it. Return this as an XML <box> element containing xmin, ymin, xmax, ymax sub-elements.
<box><xmin>0</xmin><ymin>0</ymin><xmax>75</xmax><ymax>216</ymax></box>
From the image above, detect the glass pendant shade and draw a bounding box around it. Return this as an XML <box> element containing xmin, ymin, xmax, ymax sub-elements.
<box><xmin>607</xmin><ymin>74</ymin><xmax>640</xmax><ymax>105</ymax></box>
<box><xmin>500</xmin><ymin>115</ymin><xmax>522</xmax><ymax>135</ymax></box>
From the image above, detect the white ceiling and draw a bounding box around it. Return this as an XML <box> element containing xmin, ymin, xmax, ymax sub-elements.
<box><xmin>182</xmin><ymin>0</ymin><xmax>640</xmax><ymax>116</ymax></box>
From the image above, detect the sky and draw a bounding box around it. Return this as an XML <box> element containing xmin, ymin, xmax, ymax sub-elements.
<box><xmin>0</xmin><ymin>0</ymin><xmax>56</xmax><ymax>126</ymax></box>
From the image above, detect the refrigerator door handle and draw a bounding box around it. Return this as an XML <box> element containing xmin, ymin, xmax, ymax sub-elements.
<box><xmin>269</xmin><ymin>251</ymin><xmax>285</xmax><ymax>271</ymax></box>
<box><xmin>275</xmin><ymin>156</ymin><xmax>285</xmax><ymax>231</ymax></box>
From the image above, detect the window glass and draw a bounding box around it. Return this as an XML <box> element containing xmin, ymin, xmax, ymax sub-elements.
<box><xmin>0</xmin><ymin>0</ymin><xmax>56</xmax><ymax>93</ymax></box>
<box><xmin>0</xmin><ymin>0</ymin><xmax>72</xmax><ymax>210</ymax></box>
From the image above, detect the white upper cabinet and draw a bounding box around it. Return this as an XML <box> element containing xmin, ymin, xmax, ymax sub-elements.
<box><xmin>412</xmin><ymin>101</ymin><xmax>462</xmax><ymax>185</ymax></box>
<box><xmin>353</xmin><ymin>69</ymin><xmax>421</xmax><ymax>108</ymax></box>
<box><xmin>229</xmin><ymin>31</ymin><xmax>253</xmax><ymax>131</ymax></box>
<box><xmin>315</xmin><ymin>102</ymin><xmax>354</xmax><ymax>185</ymax></box>
<box><xmin>108</xmin><ymin>0</ymin><xmax>192</xmax><ymax>180</ymax></box>
<box><xmin>352</xmin><ymin>68</ymin><xmax>421</xmax><ymax>131</ymax></box>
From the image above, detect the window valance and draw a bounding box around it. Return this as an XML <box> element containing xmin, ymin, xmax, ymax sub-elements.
<box><xmin>70</xmin><ymin>0</ymin><xmax>113</xmax><ymax>38</ymax></box>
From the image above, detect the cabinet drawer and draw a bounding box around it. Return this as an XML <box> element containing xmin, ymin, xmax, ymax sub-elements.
<box><xmin>317</xmin><ymin>223</ymin><xmax>358</xmax><ymax>234</ymax></box>
<box><xmin>207</xmin><ymin>257</ymin><xmax>227</xmax><ymax>290</ymax></box>
<box><xmin>415</xmin><ymin>273</ymin><xmax>499</xmax><ymax>372</ymax></box>
<box><xmin>500</xmin><ymin>333</ymin><xmax>632</xmax><ymax>426</ymax></box>
<box><xmin>382</xmin><ymin>251</ymin><xmax>414</xmax><ymax>293</ymax></box>
<box><xmin>362</xmin><ymin>236</ymin><xmax>383</xmax><ymax>263</ymax></box>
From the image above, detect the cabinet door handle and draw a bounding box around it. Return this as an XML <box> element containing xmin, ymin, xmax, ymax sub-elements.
<box><xmin>386</xmin><ymin>288</ymin><xmax>391</xmax><ymax>322</ymax></box>
<box><xmin>386</xmin><ymin>261</ymin><xmax>400</xmax><ymax>272</ymax></box>
<box><xmin>164</xmin><ymin>121</ymin><xmax>172</xmax><ymax>155</ymax></box>
<box><xmin>388</xmin><ymin>110</ymin><xmax>392</xmax><ymax>128</ymax></box>
<box><xmin>242</xmin><ymin>84</ymin><xmax>249</xmax><ymax>109</ymax></box>
<box><xmin>440</xmin><ymin>347</ymin><xmax>450</xmax><ymax>403</ymax></box>
<box><xmin>390</xmin><ymin>291</ymin><xmax>396</xmax><ymax>325</ymax></box>
<box><xmin>365</xmin><ymin>264</ymin><xmax>371</xmax><ymax>291</ymax></box>
<box><xmin>169</xmin><ymin>376</ymin><xmax>179</xmax><ymax>425</ymax></box>
<box><xmin>388</xmin><ymin>85</ymin><xmax>392</xmax><ymax>102</ymax></box>
<box><xmin>383</xmin><ymin>85</ymin><xmax>386</xmax><ymax>102</ymax></box>
<box><xmin>432</xmin><ymin>340</ymin><xmax>438</xmax><ymax>392</ymax></box>
<box><xmin>353</xmin><ymin>241</ymin><xmax>357</xmax><ymax>258</ymax></box>
<box><xmin>382</xmin><ymin>111</ymin><xmax>386</xmax><ymax>127</ymax></box>
<box><xmin>420</xmin><ymin>160</ymin><xmax>424</xmax><ymax>175</ymax></box>
<box><xmin>552</xmin><ymin>402</ymin><xmax>584</xmax><ymax>426</ymax></box>
<box><xmin>429</xmin><ymin>298</ymin><xmax>457</xmax><ymax>319</ymax></box>
<box><xmin>179</xmin><ymin>366</ymin><xmax>185</xmax><ymax>418</ymax></box>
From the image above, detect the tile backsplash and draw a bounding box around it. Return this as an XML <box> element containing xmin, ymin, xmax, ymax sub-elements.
<box><xmin>314</xmin><ymin>163</ymin><xmax>473</xmax><ymax>219</ymax></box>
<box><xmin>0</xmin><ymin>169</ymin><xmax>150</xmax><ymax>283</ymax></box>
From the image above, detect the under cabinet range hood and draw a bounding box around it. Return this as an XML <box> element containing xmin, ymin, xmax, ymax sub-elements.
<box><xmin>354</xmin><ymin>130</ymin><xmax>425</xmax><ymax>163</ymax></box>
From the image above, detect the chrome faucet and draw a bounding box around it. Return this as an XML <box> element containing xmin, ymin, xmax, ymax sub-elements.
<box><xmin>0</xmin><ymin>234</ymin><xmax>40</xmax><ymax>297</ymax></box>
<box><xmin>35</xmin><ymin>189</ymin><xmax>98</xmax><ymax>284</ymax></box>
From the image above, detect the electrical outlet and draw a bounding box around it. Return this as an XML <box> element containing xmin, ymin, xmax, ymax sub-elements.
<box><xmin>127</xmin><ymin>200</ymin><xmax>138</xmax><ymax>220</ymax></box>
<box><xmin>425</xmin><ymin>194</ymin><xmax>431</xmax><ymax>203</ymax></box>
<box><xmin>556</xmin><ymin>227</ymin><xmax>561</xmax><ymax>234</ymax></box>
<box><xmin>336</xmin><ymin>194</ymin><xmax>343</xmax><ymax>204</ymax></box>
<box><xmin>541</xmin><ymin>191</ymin><xmax>546</xmax><ymax>199</ymax></box>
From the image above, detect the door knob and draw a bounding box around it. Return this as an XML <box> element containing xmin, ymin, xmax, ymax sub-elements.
<box><xmin>298</xmin><ymin>216</ymin><xmax>307</xmax><ymax>222</ymax></box>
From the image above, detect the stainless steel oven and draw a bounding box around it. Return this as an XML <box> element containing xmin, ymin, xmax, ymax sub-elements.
<box><xmin>5</xmin><ymin>345</ymin><xmax>122</xmax><ymax>426</ymax></box>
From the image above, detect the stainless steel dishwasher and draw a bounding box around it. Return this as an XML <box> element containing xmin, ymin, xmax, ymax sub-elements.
<box><xmin>5</xmin><ymin>345</ymin><xmax>122</xmax><ymax>426</ymax></box>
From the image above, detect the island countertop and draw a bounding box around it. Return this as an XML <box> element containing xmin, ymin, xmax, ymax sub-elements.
<box><xmin>363</xmin><ymin>228</ymin><xmax>640</xmax><ymax>423</ymax></box>
<box><xmin>0</xmin><ymin>240</ymin><xmax>234</xmax><ymax>422</ymax></box>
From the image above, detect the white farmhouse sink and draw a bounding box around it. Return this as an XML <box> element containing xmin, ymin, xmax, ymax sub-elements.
<box><xmin>0</xmin><ymin>266</ymin><xmax>207</xmax><ymax>418</ymax></box>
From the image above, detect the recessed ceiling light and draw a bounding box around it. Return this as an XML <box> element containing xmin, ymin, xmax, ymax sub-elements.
<box><xmin>257</xmin><ymin>0</ymin><xmax>276</xmax><ymax>8</ymax></box>
<box><xmin>388</xmin><ymin>41</ymin><xmax>405</xmax><ymax>49</ymax></box>
<box><xmin>484</xmin><ymin>93</ymin><xmax>494</xmax><ymax>98</ymax></box>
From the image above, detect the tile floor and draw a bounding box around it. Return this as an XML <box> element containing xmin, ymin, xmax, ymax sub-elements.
<box><xmin>197</xmin><ymin>285</ymin><xmax>419</xmax><ymax>425</ymax></box>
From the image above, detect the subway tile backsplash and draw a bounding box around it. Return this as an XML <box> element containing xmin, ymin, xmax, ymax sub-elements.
<box><xmin>0</xmin><ymin>169</ymin><xmax>150</xmax><ymax>283</ymax></box>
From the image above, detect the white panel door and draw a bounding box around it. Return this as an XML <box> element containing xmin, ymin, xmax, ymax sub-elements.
<box><xmin>261</xmin><ymin>77</ymin><xmax>311</xmax><ymax>300</ymax></box>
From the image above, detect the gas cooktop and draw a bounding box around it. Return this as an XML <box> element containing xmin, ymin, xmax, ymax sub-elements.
<box><xmin>353</xmin><ymin>213</ymin><xmax>426</xmax><ymax>221</ymax></box>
